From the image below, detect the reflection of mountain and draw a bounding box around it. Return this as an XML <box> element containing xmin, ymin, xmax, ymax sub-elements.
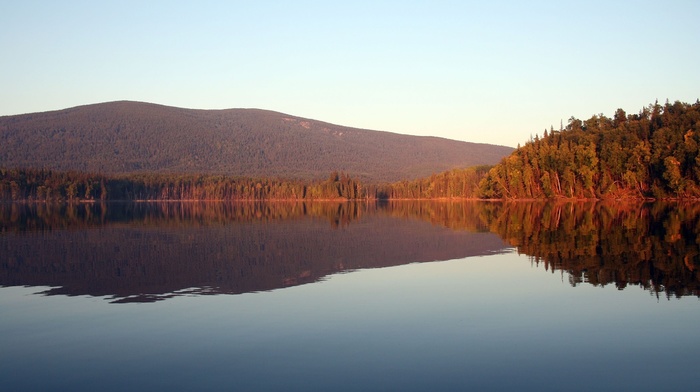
<box><xmin>4</xmin><ymin>201</ymin><xmax>699</xmax><ymax>302</ymax></box>
<box><xmin>487</xmin><ymin>201</ymin><xmax>700</xmax><ymax>298</ymax></box>
<box><xmin>0</xmin><ymin>202</ymin><xmax>507</xmax><ymax>303</ymax></box>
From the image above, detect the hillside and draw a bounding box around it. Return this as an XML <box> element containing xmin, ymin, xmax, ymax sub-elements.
<box><xmin>480</xmin><ymin>99</ymin><xmax>700</xmax><ymax>199</ymax></box>
<box><xmin>0</xmin><ymin>101</ymin><xmax>512</xmax><ymax>182</ymax></box>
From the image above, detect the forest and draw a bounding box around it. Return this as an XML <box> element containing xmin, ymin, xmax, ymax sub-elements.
<box><xmin>3</xmin><ymin>99</ymin><xmax>699</xmax><ymax>201</ymax></box>
<box><xmin>0</xmin><ymin>169</ymin><xmax>365</xmax><ymax>201</ymax></box>
<box><xmin>479</xmin><ymin>99</ymin><xmax>700</xmax><ymax>199</ymax></box>
<box><xmin>0</xmin><ymin>166</ymin><xmax>494</xmax><ymax>201</ymax></box>
<box><xmin>379</xmin><ymin>166</ymin><xmax>491</xmax><ymax>199</ymax></box>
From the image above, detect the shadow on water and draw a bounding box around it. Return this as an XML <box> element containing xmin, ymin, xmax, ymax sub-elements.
<box><xmin>1</xmin><ymin>200</ymin><xmax>699</xmax><ymax>301</ymax></box>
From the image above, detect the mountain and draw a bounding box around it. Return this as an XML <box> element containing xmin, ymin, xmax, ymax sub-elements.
<box><xmin>0</xmin><ymin>101</ymin><xmax>513</xmax><ymax>182</ymax></box>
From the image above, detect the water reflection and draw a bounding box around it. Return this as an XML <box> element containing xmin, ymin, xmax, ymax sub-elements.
<box><xmin>1</xmin><ymin>200</ymin><xmax>699</xmax><ymax>301</ymax></box>
<box><xmin>0</xmin><ymin>202</ymin><xmax>507</xmax><ymax>302</ymax></box>
<box><xmin>486</xmin><ymin>201</ymin><xmax>700</xmax><ymax>298</ymax></box>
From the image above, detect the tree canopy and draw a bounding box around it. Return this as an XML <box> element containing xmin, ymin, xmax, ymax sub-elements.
<box><xmin>479</xmin><ymin>100</ymin><xmax>700</xmax><ymax>199</ymax></box>
<box><xmin>0</xmin><ymin>169</ymin><xmax>365</xmax><ymax>201</ymax></box>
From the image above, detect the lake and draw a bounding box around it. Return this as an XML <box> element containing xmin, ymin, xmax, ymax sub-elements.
<box><xmin>1</xmin><ymin>201</ymin><xmax>698</xmax><ymax>391</ymax></box>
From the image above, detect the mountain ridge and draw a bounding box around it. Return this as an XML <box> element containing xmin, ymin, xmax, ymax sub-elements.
<box><xmin>0</xmin><ymin>100</ymin><xmax>513</xmax><ymax>182</ymax></box>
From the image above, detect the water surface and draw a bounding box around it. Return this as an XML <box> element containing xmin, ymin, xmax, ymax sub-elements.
<box><xmin>1</xmin><ymin>201</ymin><xmax>698</xmax><ymax>391</ymax></box>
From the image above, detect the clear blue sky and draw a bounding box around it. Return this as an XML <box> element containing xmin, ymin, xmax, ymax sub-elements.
<box><xmin>1</xmin><ymin>0</ymin><xmax>698</xmax><ymax>147</ymax></box>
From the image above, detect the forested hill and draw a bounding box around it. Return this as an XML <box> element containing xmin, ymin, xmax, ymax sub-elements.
<box><xmin>480</xmin><ymin>100</ymin><xmax>700</xmax><ymax>199</ymax></box>
<box><xmin>0</xmin><ymin>101</ymin><xmax>512</xmax><ymax>182</ymax></box>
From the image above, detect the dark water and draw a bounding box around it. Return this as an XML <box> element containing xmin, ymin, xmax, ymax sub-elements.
<box><xmin>1</xmin><ymin>201</ymin><xmax>698</xmax><ymax>391</ymax></box>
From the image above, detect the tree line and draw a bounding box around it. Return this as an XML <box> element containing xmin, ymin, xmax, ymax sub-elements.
<box><xmin>4</xmin><ymin>99</ymin><xmax>699</xmax><ymax>201</ymax></box>
<box><xmin>0</xmin><ymin>166</ymin><xmax>497</xmax><ymax>201</ymax></box>
<box><xmin>379</xmin><ymin>166</ymin><xmax>491</xmax><ymax>199</ymax></box>
<box><xmin>0</xmin><ymin>169</ymin><xmax>366</xmax><ymax>201</ymax></box>
<box><xmin>479</xmin><ymin>99</ymin><xmax>700</xmax><ymax>199</ymax></box>
<box><xmin>376</xmin><ymin>99</ymin><xmax>700</xmax><ymax>200</ymax></box>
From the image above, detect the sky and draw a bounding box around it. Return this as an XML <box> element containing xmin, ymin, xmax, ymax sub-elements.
<box><xmin>1</xmin><ymin>0</ymin><xmax>698</xmax><ymax>148</ymax></box>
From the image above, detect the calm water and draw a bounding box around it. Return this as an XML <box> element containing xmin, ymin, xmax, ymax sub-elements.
<box><xmin>1</xmin><ymin>201</ymin><xmax>698</xmax><ymax>391</ymax></box>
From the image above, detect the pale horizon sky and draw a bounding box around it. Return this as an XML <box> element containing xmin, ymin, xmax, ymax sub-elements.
<box><xmin>1</xmin><ymin>0</ymin><xmax>698</xmax><ymax>147</ymax></box>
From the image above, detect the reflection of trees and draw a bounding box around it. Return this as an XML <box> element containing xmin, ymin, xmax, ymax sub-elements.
<box><xmin>380</xmin><ymin>200</ymin><xmax>492</xmax><ymax>232</ymax></box>
<box><xmin>383</xmin><ymin>200</ymin><xmax>700</xmax><ymax>297</ymax></box>
<box><xmin>3</xmin><ymin>200</ymin><xmax>700</xmax><ymax>299</ymax></box>
<box><xmin>0</xmin><ymin>200</ymin><xmax>493</xmax><ymax>234</ymax></box>
<box><xmin>486</xmin><ymin>201</ymin><xmax>700</xmax><ymax>298</ymax></box>
<box><xmin>0</xmin><ymin>201</ymin><xmax>368</xmax><ymax>233</ymax></box>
